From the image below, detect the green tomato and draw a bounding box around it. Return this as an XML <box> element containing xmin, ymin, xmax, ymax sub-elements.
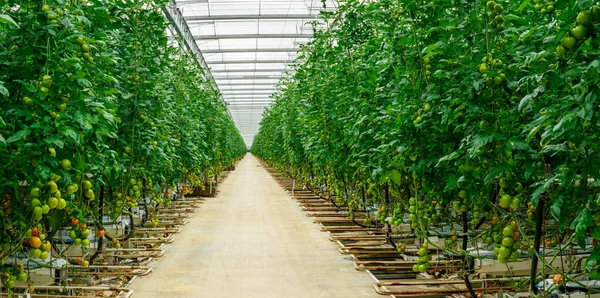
<box><xmin>561</xmin><ymin>36</ymin><xmax>577</xmax><ymax>50</ymax></box>
<box><xmin>47</xmin><ymin>197</ymin><xmax>59</xmax><ymax>209</ymax></box>
<box><xmin>57</xmin><ymin>198</ymin><xmax>67</xmax><ymax>209</ymax></box>
<box><xmin>498</xmin><ymin>246</ymin><xmax>511</xmax><ymax>258</ymax></box>
<box><xmin>30</xmin><ymin>188</ymin><xmax>40</xmax><ymax>198</ymax></box>
<box><xmin>502</xmin><ymin>226</ymin><xmax>515</xmax><ymax>237</ymax></box>
<box><xmin>60</xmin><ymin>159</ymin><xmax>71</xmax><ymax>170</ymax></box>
<box><xmin>572</xmin><ymin>25</ymin><xmax>589</xmax><ymax>40</ymax></box>
<box><xmin>502</xmin><ymin>237</ymin><xmax>514</xmax><ymax>247</ymax></box>
<box><xmin>17</xmin><ymin>272</ymin><xmax>27</xmax><ymax>282</ymax></box>
<box><xmin>576</xmin><ymin>10</ymin><xmax>593</xmax><ymax>26</ymax></box>
<box><xmin>499</xmin><ymin>195</ymin><xmax>511</xmax><ymax>208</ymax></box>
<box><xmin>47</xmin><ymin>181</ymin><xmax>58</xmax><ymax>193</ymax></box>
<box><xmin>33</xmin><ymin>206</ymin><xmax>43</xmax><ymax>216</ymax></box>
<box><xmin>31</xmin><ymin>198</ymin><xmax>41</xmax><ymax>207</ymax></box>
<box><xmin>409</xmin><ymin>197</ymin><xmax>416</xmax><ymax>205</ymax></box>
<box><xmin>509</xmin><ymin>197</ymin><xmax>521</xmax><ymax>210</ymax></box>
<box><xmin>82</xmin><ymin>180</ymin><xmax>92</xmax><ymax>190</ymax></box>
<box><xmin>30</xmin><ymin>248</ymin><xmax>41</xmax><ymax>258</ymax></box>
<box><xmin>497</xmin><ymin>254</ymin><xmax>509</xmax><ymax>264</ymax></box>
<box><xmin>413</xmin><ymin>116</ymin><xmax>423</xmax><ymax>125</ymax></box>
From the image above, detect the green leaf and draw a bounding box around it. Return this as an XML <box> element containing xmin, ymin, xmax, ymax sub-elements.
<box><xmin>444</xmin><ymin>175</ymin><xmax>458</xmax><ymax>192</ymax></box>
<box><xmin>483</xmin><ymin>162</ymin><xmax>511</xmax><ymax>184</ymax></box>
<box><xmin>0</xmin><ymin>14</ymin><xmax>19</xmax><ymax>28</ymax></box>
<box><xmin>571</xmin><ymin>208</ymin><xmax>592</xmax><ymax>249</ymax></box>
<box><xmin>591</xmin><ymin>226</ymin><xmax>600</xmax><ymax>240</ymax></box>
<box><xmin>77</xmin><ymin>79</ymin><xmax>92</xmax><ymax>88</ymax></box>
<box><xmin>531</xmin><ymin>184</ymin><xmax>545</xmax><ymax>207</ymax></box>
<box><xmin>0</xmin><ymin>82</ymin><xmax>8</xmax><ymax>98</ymax></box>
<box><xmin>389</xmin><ymin>169</ymin><xmax>401</xmax><ymax>186</ymax></box>
<box><xmin>550</xmin><ymin>196</ymin><xmax>564</xmax><ymax>223</ymax></box>
<box><xmin>587</xmin><ymin>246</ymin><xmax>600</xmax><ymax>272</ymax></box>
<box><xmin>50</xmin><ymin>210</ymin><xmax>64</xmax><ymax>236</ymax></box>
<box><xmin>45</xmin><ymin>136</ymin><xmax>65</xmax><ymax>149</ymax></box>
<box><xmin>516</xmin><ymin>0</ymin><xmax>531</xmax><ymax>12</ymax></box>
<box><xmin>34</xmin><ymin>165</ymin><xmax>52</xmax><ymax>181</ymax></box>
<box><xmin>6</xmin><ymin>129</ymin><xmax>30</xmax><ymax>144</ymax></box>
<box><xmin>60</xmin><ymin>127</ymin><xmax>80</xmax><ymax>144</ymax></box>
<box><xmin>15</xmin><ymin>80</ymin><xmax>37</xmax><ymax>92</ymax></box>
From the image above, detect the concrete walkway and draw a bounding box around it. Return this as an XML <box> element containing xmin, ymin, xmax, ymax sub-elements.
<box><xmin>130</xmin><ymin>154</ymin><xmax>379</xmax><ymax>298</ymax></box>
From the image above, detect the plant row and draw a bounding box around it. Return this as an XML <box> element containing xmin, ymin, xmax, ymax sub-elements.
<box><xmin>0</xmin><ymin>0</ymin><xmax>245</xmax><ymax>289</ymax></box>
<box><xmin>253</xmin><ymin>0</ymin><xmax>600</xmax><ymax>293</ymax></box>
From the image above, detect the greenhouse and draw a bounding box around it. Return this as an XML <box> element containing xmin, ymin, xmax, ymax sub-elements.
<box><xmin>1</xmin><ymin>0</ymin><xmax>600</xmax><ymax>297</ymax></box>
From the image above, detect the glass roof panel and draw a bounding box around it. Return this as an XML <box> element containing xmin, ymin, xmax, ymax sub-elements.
<box><xmin>172</xmin><ymin>0</ymin><xmax>337</xmax><ymax>146</ymax></box>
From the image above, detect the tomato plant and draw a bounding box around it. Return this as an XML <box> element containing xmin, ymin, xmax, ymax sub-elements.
<box><xmin>0</xmin><ymin>0</ymin><xmax>245</xmax><ymax>289</ymax></box>
<box><xmin>253</xmin><ymin>0</ymin><xmax>600</xmax><ymax>294</ymax></box>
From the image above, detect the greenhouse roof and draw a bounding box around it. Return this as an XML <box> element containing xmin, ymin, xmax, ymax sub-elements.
<box><xmin>170</xmin><ymin>0</ymin><xmax>337</xmax><ymax>146</ymax></box>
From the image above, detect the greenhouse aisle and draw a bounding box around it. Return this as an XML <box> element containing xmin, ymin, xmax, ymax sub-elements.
<box><xmin>130</xmin><ymin>154</ymin><xmax>379</xmax><ymax>298</ymax></box>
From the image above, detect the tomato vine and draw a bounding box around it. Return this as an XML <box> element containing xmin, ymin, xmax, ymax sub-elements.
<box><xmin>0</xmin><ymin>0</ymin><xmax>245</xmax><ymax>290</ymax></box>
<box><xmin>253</xmin><ymin>0</ymin><xmax>600</xmax><ymax>294</ymax></box>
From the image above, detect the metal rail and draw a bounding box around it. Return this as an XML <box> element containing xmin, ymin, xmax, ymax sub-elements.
<box><xmin>162</xmin><ymin>0</ymin><xmax>234</xmax><ymax>121</ymax></box>
<box><xmin>185</xmin><ymin>14</ymin><xmax>320</xmax><ymax>21</ymax></box>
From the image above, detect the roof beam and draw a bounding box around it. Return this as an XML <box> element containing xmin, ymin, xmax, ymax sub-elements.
<box><xmin>228</xmin><ymin>103</ymin><xmax>272</xmax><ymax>105</ymax></box>
<box><xmin>223</xmin><ymin>93</ymin><xmax>274</xmax><ymax>96</ymax></box>
<box><xmin>218</xmin><ymin>82</ymin><xmax>278</xmax><ymax>86</ymax></box>
<box><xmin>228</xmin><ymin>105</ymin><xmax>271</xmax><ymax>108</ymax></box>
<box><xmin>207</xmin><ymin>60</ymin><xmax>298</xmax><ymax>65</ymax></box>
<box><xmin>202</xmin><ymin>48</ymin><xmax>298</xmax><ymax>54</ymax></box>
<box><xmin>185</xmin><ymin>14</ymin><xmax>320</xmax><ymax>21</ymax></box>
<box><xmin>213</xmin><ymin>75</ymin><xmax>282</xmax><ymax>80</ymax></box>
<box><xmin>228</xmin><ymin>101</ymin><xmax>272</xmax><ymax>104</ymax></box>
<box><xmin>219</xmin><ymin>82</ymin><xmax>277</xmax><ymax>87</ymax></box>
<box><xmin>195</xmin><ymin>34</ymin><xmax>312</xmax><ymax>40</ymax></box>
<box><xmin>175</xmin><ymin>0</ymin><xmax>208</xmax><ymax>5</ymax></box>
<box><xmin>227</xmin><ymin>97</ymin><xmax>274</xmax><ymax>102</ymax></box>
<box><xmin>162</xmin><ymin>0</ymin><xmax>234</xmax><ymax>120</ymax></box>
<box><xmin>221</xmin><ymin>89</ymin><xmax>276</xmax><ymax>91</ymax></box>
<box><xmin>211</xmin><ymin>69</ymin><xmax>291</xmax><ymax>73</ymax></box>
<box><xmin>219</xmin><ymin>88</ymin><xmax>276</xmax><ymax>91</ymax></box>
<box><xmin>215</xmin><ymin>78</ymin><xmax>280</xmax><ymax>82</ymax></box>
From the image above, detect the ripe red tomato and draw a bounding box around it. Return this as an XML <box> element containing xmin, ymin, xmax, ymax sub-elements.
<box><xmin>553</xmin><ymin>274</ymin><xmax>564</xmax><ymax>284</ymax></box>
<box><xmin>97</xmin><ymin>230</ymin><xmax>105</xmax><ymax>237</ymax></box>
<box><xmin>71</xmin><ymin>218</ymin><xmax>79</xmax><ymax>225</ymax></box>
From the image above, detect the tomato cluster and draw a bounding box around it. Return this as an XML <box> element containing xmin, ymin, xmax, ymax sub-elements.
<box><xmin>413</xmin><ymin>243</ymin><xmax>430</xmax><ymax>273</ymax></box>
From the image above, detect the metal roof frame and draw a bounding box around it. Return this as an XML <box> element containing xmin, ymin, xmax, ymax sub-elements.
<box><xmin>194</xmin><ymin>34</ymin><xmax>312</xmax><ymax>40</ymax></box>
<box><xmin>207</xmin><ymin>60</ymin><xmax>299</xmax><ymax>65</ymax></box>
<box><xmin>173</xmin><ymin>0</ymin><xmax>337</xmax><ymax>145</ymax></box>
<box><xmin>185</xmin><ymin>14</ymin><xmax>320</xmax><ymax>21</ymax></box>
<box><xmin>202</xmin><ymin>48</ymin><xmax>299</xmax><ymax>54</ymax></box>
<box><xmin>211</xmin><ymin>69</ymin><xmax>291</xmax><ymax>73</ymax></box>
<box><xmin>218</xmin><ymin>82</ymin><xmax>282</xmax><ymax>86</ymax></box>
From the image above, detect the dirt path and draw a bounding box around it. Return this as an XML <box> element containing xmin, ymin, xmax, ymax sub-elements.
<box><xmin>130</xmin><ymin>154</ymin><xmax>379</xmax><ymax>298</ymax></box>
